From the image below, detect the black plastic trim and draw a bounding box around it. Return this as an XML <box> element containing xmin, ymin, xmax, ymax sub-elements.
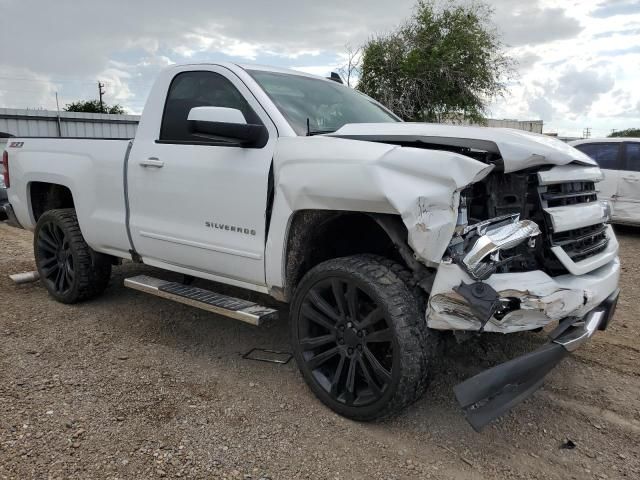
<box><xmin>154</xmin><ymin>139</ymin><xmax>243</xmax><ymax>147</ymax></box>
<box><xmin>188</xmin><ymin>120</ymin><xmax>268</xmax><ymax>148</ymax></box>
<box><xmin>122</xmin><ymin>140</ymin><xmax>137</xmax><ymax>257</ymax></box>
<box><xmin>454</xmin><ymin>290</ymin><xmax>620</xmax><ymax>431</ymax></box>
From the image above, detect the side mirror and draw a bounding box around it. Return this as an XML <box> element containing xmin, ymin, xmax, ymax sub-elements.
<box><xmin>187</xmin><ymin>107</ymin><xmax>268</xmax><ymax>148</ymax></box>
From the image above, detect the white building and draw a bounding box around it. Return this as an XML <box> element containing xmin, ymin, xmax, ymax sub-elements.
<box><xmin>444</xmin><ymin>117</ymin><xmax>544</xmax><ymax>134</ymax></box>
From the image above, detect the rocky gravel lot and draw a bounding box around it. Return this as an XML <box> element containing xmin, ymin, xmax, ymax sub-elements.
<box><xmin>1</xmin><ymin>222</ymin><xmax>639</xmax><ymax>479</ymax></box>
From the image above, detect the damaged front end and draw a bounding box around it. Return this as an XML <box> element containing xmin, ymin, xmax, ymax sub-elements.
<box><xmin>427</xmin><ymin>165</ymin><xmax>618</xmax><ymax>335</ymax></box>
<box><xmin>450</xmin><ymin>212</ymin><xmax>541</xmax><ymax>281</ymax></box>
<box><xmin>424</xmin><ymin>164</ymin><xmax>621</xmax><ymax>430</ymax></box>
<box><xmin>445</xmin><ymin>212</ymin><xmax>543</xmax><ymax>331</ymax></box>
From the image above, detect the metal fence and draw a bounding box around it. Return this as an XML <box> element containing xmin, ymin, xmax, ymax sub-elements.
<box><xmin>0</xmin><ymin>108</ymin><xmax>139</xmax><ymax>139</ymax></box>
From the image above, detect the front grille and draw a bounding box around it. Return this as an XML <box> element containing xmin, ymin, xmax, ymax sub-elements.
<box><xmin>465</xmin><ymin>168</ymin><xmax>610</xmax><ymax>276</ymax></box>
<box><xmin>542</xmin><ymin>181</ymin><xmax>598</xmax><ymax>207</ymax></box>
<box><xmin>538</xmin><ymin>178</ymin><xmax>608</xmax><ymax>266</ymax></box>
<box><xmin>550</xmin><ymin>223</ymin><xmax>609</xmax><ymax>262</ymax></box>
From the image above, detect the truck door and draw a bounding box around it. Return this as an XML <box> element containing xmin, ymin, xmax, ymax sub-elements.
<box><xmin>574</xmin><ymin>142</ymin><xmax>621</xmax><ymax>219</ymax></box>
<box><xmin>127</xmin><ymin>67</ymin><xmax>277</xmax><ymax>288</ymax></box>
<box><xmin>615</xmin><ymin>142</ymin><xmax>640</xmax><ymax>224</ymax></box>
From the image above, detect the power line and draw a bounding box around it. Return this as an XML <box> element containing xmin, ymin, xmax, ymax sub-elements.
<box><xmin>0</xmin><ymin>75</ymin><xmax>104</xmax><ymax>86</ymax></box>
<box><xmin>0</xmin><ymin>74</ymin><xmax>154</xmax><ymax>87</ymax></box>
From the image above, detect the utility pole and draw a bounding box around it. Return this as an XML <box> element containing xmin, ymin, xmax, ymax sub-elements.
<box><xmin>98</xmin><ymin>81</ymin><xmax>105</xmax><ymax>113</ymax></box>
<box><xmin>583</xmin><ymin>127</ymin><xmax>592</xmax><ymax>139</ymax></box>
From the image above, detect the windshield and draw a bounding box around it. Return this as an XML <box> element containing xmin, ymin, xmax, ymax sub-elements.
<box><xmin>247</xmin><ymin>70</ymin><xmax>400</xmax><ymax>135</ymax></box>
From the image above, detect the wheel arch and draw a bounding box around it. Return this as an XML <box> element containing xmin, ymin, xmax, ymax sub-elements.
<box><xmin>29</xmin><ymin>181</ymin><xmax>76</xmax><ymax>223</ymax></box>
<box><xmin>278</xmin><ymin>209</ymin><xmax>431</xmax><ymax>302</ymax></box>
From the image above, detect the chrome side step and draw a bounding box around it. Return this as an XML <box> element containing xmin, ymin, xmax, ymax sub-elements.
<box><xmin>124</xmin><ymin>275</ymin><xmax>278</xmax><ymax>326</ymax></box>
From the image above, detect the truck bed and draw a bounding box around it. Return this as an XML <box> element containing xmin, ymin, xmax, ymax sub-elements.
<box><xmin>5</xmin><ymin>137</ymin><xmax>132</xmax><ymax>258</ymax></box>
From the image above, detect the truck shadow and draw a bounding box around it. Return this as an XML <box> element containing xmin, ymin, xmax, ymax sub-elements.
<box><xmin>98</xmin><ymin>261</ymin><xmax>554</xmax><ymax>431</ymax></box>
<box><xmin>613</xmin><ymin>224</ymin><xmax>640</xmax><ymax>236</ymax></box>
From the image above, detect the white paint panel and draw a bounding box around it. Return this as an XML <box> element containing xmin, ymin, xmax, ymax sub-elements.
<box><xmin>544</xmin><ymin>202</ymin><xmax>608</xmax><ymax>233</ymax></box>
<box><xmin>5</xmin><ymin>138</ymin><xmax>132</xmax><ymax>257</ymax></box>
<box><xmin>427</xmin><ymin>258</ymin><xmax>620</xmax><ymax>333</ymax></box>
<box><xmin>614</xmin><ymin>170</ymin><xmax>640</xmax><ymax>225</ymax></box>
<box><xmin>537</xmin><ymin>165</ymin><xmax>603</xmax><ymax>185</ymax></box>
<box><xmin>328</xmin><ymin>123</ymin><xmax>596</xmax><ymax>173</ymax></box>
<box><xmin>264</xmin><ymin>135</ymin><xmax>493</xmax><ymax>289</ymax></box>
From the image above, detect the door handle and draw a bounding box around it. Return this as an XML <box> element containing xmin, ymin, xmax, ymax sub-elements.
<box><xmin>622</xmin><ymin>176</ymin><xmax>639</xmax><ymax>182</ymax></box>
<box><xmin>139</xmin><ymin>157</ymin><xmax>164</xmax><ymax>168</ymax></box>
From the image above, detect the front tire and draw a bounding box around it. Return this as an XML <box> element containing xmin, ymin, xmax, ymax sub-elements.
<box><xmin>290</xmin><ymin>255</ymin><xmax>436</xmax><ymax>421</ymax></box>
<box><xmin>34</xmin><ymin>208</ymin><xmax>111</xmax><ymax>304</ymax></box>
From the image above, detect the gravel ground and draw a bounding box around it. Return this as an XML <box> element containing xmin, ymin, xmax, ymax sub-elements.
<box><xmin>0</xmin><ymin>222</ymin><xmax>639</xmax><ymax>479</ymax></box>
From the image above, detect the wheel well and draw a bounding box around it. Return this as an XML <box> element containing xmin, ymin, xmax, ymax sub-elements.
<box><xmin>30</xmin><ymin>182</ymin><xmax>75</xmax><ymax>222</ymax></box>
<box><xmin>283</xmin><ymin>210</ymin><xmax>409</xmax><ymax>300</ymax></box>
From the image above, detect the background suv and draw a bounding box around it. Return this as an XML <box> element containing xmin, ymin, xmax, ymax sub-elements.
<box><xmin>570</xmin><ymin>138</ymin><xmax>640</xmax><ymax>225</ymax></box>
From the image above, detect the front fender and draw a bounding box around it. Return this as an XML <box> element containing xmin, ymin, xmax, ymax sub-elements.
<box><xmin>264</xmin><ymin>136</ymin><xmax>493</xmax><ymax>290</ymax></box>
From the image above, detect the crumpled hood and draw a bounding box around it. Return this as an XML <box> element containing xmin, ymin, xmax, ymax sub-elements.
<box><xmin>328</xmin><ymin>123</ymin><xmax>596</xmax><ymax>173</ymax></box>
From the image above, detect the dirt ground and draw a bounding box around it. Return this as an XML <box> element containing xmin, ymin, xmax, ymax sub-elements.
<box><xmin>0</xmin><ymin>222</ymin><xmax>639</xmax><ymax>480</ymax></box>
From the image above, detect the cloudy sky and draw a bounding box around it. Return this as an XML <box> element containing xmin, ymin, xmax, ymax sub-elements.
<box><xmin>0</xmin><ymin>0</ymin><xmax>639</xmax><ymax>137</ymax></box>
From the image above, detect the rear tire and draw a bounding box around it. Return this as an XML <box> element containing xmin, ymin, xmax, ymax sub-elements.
<box><xmin>34</xmin><ymin>208</ymin><xmax>111</xmax><ymax>304</ymax></box>
<box><xmin>290</xmin><ymin>255</ymin><xmax>438</xmax><ymax>421</ymax></box>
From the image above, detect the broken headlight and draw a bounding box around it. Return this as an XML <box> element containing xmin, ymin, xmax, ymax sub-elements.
<box><xmin>448</xmin><ymin>211</ymin><xmax>541</xmax><ymax>280</ymax></box>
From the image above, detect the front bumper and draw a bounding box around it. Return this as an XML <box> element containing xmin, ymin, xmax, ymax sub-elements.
<box><xmin>427</xmin><ymin>253</ymin><xmax>620</xmax><ymax>334</ymax></box>
<box><xmin>454</xmin><ymin>289</ymin><xmax>619</xmax><ymax>431</ymax></box>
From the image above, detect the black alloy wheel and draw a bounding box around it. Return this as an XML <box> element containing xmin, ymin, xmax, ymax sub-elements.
<box><xmin>298</xmin><ymin>276</ymin><xmax>395</xmax><ymax>407</ymax></box>
<box><xmin>36</xmin><ymin>220</ymin><xmax>75</xmax><ymax>295</ymax></box>
<box><xmin>34</xmin><ymin>209</ymin><xmax>112</xmax><ymax>304</ymax></box>
<box><xmin>291</xmin><ymin>255</ymin><xmax>434</xmax><ymax>421</ymax></box>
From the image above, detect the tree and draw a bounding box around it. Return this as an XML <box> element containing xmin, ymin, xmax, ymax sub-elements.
<box><xmin>609</xmin><ymin>128</ymin><xmax>640</xmax><ymax>138</ymax></box>
<box><xmin>357</xmin><ymin>0</ymin><xmax>514</xmax><ymax>123</ymax></box>
<box><xmin>337</xmin><ymin>44</ymin><xmax>362</xmax><ymax>88</ymax></box>
<box><xmin>64</xmin><ymin>100</ymin><xmax>126</xmax><ymax>115</ymax></box>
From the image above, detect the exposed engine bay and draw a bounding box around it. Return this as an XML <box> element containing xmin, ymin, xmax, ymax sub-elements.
<box><xmin>384</xmin><ymin>141</ymin><xmax>617</xmax><ymax>334</ymax></box>
<box><xmin>384</xmin><ymin>139</ymin><xmax>611</xmax><ymax>279</ymax></box>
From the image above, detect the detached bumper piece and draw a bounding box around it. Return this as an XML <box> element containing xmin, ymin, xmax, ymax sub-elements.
<box><xmin>454</xmin><ymin>289</ymin><xmax>619</xmax><ymax>432</ymax></box>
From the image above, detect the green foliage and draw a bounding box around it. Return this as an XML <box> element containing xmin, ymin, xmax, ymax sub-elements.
<box><xmin>357</xmin><ymin>0</ymin><xmax>514</xmax><ymax>122</ymax></box>
<box><xmin>64</xmin><ymin>100</ymin><xmax>126</xmax><ymax>115</ymax></box>
<box><xmin>609</xmin><ymin>128</ymin><xmax>640</xmax><ymax>138</ymax></box>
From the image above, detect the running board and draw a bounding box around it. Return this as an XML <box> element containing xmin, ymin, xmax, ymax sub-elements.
<box><xmin>124</xmin><ymin>275</ymin><xmax>278</xmax><ymax>326</ymax></box>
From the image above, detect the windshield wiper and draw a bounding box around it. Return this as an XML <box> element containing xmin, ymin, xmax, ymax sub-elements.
<box><xmin>306</xmin><ymin>118</ymin><xmax>336</xmax><ymax>136</ymax></box>
<box><xmin>308</xmin><ymin>129</ymin><xmax>337</xmax><ymax>136</ymax></box>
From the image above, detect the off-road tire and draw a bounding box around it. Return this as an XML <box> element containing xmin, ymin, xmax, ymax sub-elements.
<box><xmin>290</xmin><ymin>255</ymin><xmax>438</xmax><ymax>421</ymax></box>
<box><xmin>34</xmin><ymin>208</ymin><xmax>111</xmax><ymax>304</ymax></box>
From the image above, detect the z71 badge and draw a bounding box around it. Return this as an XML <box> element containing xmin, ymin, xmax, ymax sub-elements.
<box><xmin>9</xmin><ymin>142</ymin><xmax>24</xmax><ymax>148</ymax></box>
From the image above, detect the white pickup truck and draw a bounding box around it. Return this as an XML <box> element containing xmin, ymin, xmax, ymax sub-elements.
<box><xmin>2</xmin><ymin>63</ymin><xmax>620</xmax><ymax>430</ymax></box>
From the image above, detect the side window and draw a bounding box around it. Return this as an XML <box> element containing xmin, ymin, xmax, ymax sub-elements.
<box><xmin>575</xmin><ymin>143</ymin><xmax>620</xmax><ymax>170</ymax></box>
<box><xmin>624</xmin><ymin>143</ymin><xmax>640</xmax><ymax>172</ymax></box>
<box><xmin>159</xmin><ymin>71</ymin><xmax>262</xmax><ymax>143</ymax></box>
